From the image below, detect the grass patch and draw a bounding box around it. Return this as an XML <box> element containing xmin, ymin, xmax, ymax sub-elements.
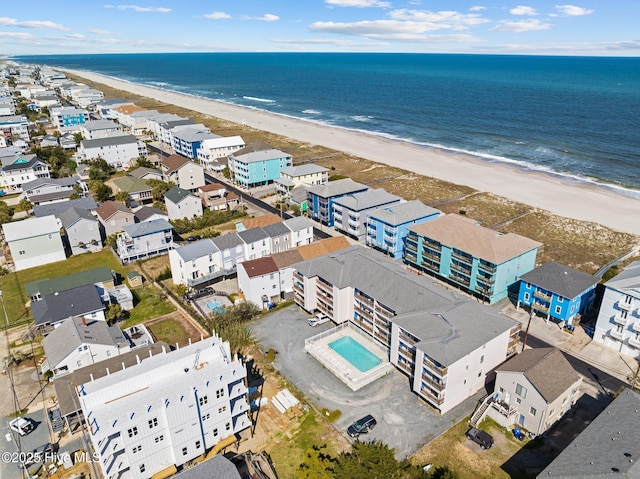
<box><xmin>439</xmin><ymin>193</ymin><xmax>531</xmax><ymax>228</ymax></box>
<box><xmin>122</xmin><ymin>287</ymin><xmax>176</xmax><ymax>327</ymax></box>
<box><xmin>147</xmin><ymin>318</ymin><xmax>190</xmax><ymax>346</ymax></box>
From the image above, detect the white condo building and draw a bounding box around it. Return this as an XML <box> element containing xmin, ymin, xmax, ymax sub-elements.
<box><xmin>78</xmin><ymin>337</ymin><xmax>250</xmax><ymax>479</ymax></box>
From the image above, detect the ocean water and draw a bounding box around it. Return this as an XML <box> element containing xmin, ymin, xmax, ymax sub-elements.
<box><xmin>14</xmin><ymin>53</ymin><xmax>640</xmax><ymax>195</ymax></box>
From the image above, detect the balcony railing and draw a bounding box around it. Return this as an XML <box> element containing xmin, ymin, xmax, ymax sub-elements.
<box><xmin>421</xmin><ymin>251</ymin><xmax>441</xmax><ymax>262</ymax></box>
<box><xmin>186</xmin><ymin>266</ymin><xmax>236</xmax><ymax>287</ymax></box>
<box><xmin>355</xmin><ymin>293</ymin><xmax>374</xmax><ymax>308</ymax></box>
<box><xmin>628</xmin><ymin>337</ymin><xmax>640</xmax><ymax>349</ymax></box>
<box><xmin>618</xmin><ymin>299</ymin><xmax>633</xmax><ymax>311</ymax></box>
<box><xmin>632</xmin><ymin>322</ymin><xmax>640</xmax><ymax>333</ymax></box>
<box><xmin>613</xmin><ymin>313</ymin><xmax>629</xmax><ymax>327</ymax></box>
<box><xmin>419</xmin><ymin>386</ymin><xmax>446</xmax><ymax>406</ymax></box>
<box><xmin>476</xmin><ymin>275</ymin><xmax>495</xmax><ymax>285</ymax></box>
<box><xmin>422</xmin><ymin>360</ymin><xmax>447</xmax><ymax>379</ymax></box>
<box><xmin>534</xmin><ymin>290</ymin><xmax>552</xmax><ymax>302</ymax></box>
<box><xmin>451</xmin><ymin>252</ymin><xmax>472</xmax><ymax>264</ymax></box>
<box><xmin>610</xmin><ymin>329</ymin><xmax>624</xmax><ymax>341</ymax></box>
<box><xmin>477</xmin><ymin>262</ymin><xmax>497</xmax><ymax>274</ymax></box>
<box><xmin>532</xmin><ymin>302</ymin><xmax>550</xmax><ymax>313</ymax></box>
<box><xmin>451</xmin><ymin>262</ymin><xmax>472</xmax><ymax>275</ymax></box>
<box><xmin>421</xmin><ymin>373</ymin><xmax>447</xmax><ymax>391</ymax></box>
<box><xmin>448</xmin><ymin>273</ymin><xmax>471</xmax><ymax>286</ymax></box>
<box><xmin>405</xmin><ymin>253</ymin><xmax>418</xmax><ymax>263</ymax></box>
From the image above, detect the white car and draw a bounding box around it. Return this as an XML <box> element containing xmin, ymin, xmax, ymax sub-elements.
<box><xmin>308</xmin><ymin>313</ymin><xmax>330</xmax><ymax>327</ymax></box>
<box><xmin>9</xmin><ymin>417</ymin><xmax>34</xmax><ymax>436</ymax></box>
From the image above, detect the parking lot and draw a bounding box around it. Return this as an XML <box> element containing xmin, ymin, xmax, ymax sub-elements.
<box><xmin>250</xmin><ymin>304</ymin><xmax>485</xmax><ymax>459</ymax></box>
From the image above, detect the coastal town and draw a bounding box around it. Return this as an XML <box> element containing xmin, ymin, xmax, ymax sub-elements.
<box><xmin>0</xmin><ymin>61</ymin><xmax>639</xmax><ymax>479</ymax></box>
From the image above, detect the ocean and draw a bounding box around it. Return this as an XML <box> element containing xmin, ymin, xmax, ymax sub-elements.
<box><xmin>13</xmin><ymin>53</ymin><xmax>640</xmax><ymax>195</ymax></box>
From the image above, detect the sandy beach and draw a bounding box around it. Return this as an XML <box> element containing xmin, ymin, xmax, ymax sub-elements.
<box><xmin>65</xmin><ymin>68</ymin><xmax>640</xmax><ymax>236</ymax></box>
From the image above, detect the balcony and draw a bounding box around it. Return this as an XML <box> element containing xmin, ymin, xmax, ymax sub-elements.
<box><xmin>632</xmin><ymin>321</ymin><xmax>640</xmax><ymax>333</ymax></box>
<box><xmin>477</xmin><ymin>262</ymin><xmax>497</xmax><ymax>274</ymax></box>
<box><xmin>405</xmin><ymin>252</ymin><xmax>418</xmax><ymax>263</ymax></box>
<box><xmin>629</xmin><ymin>337</ymin><xmax>640</xmax><ymax>349</ymax></box>
<box><xmin>421</xmin><ymin>261</ymin><xmax>439</xmax><ymax>273</ymax></box>
<box><xmin>293</xmin><ymin>282</ymin><xmax>304</xmax><ymax>295</ymax></box>
<box><xmin>422</xmin><ymin>360</ymin><xmax>447</xmax><ymax>379</ymax></box>
<box><xmin>618</xmin><ymin>299</ymin><xmax>633</xmax><ymax>311</ymax></box>
<box><xmin>532</xmin><ymin>302</ymin><xmax>550</xmax><ymax>314</ymax></box>
<box><xmin>613</xmin><ymin>313</ymin><xmax>629</xmax><ymax>327</ymax></box>
<box><xmin>355</xmin><ymin>292</ymin><xmax>374</xmax><ymax>308</ymax></box>
<box><xmin>477</xmin><ymin>275</ymin><xmax>495</xmax><ymax>285</ymax></box>
<box><xmin>451</xmin><ymin>262</ymin><xmax>472</xmax><ymax>275</ymax></box>
<box><xmin>354</xmin><ymin>304</ymin><xmax>374</xmax><ymax>320</ymax></box>
<box><xmin>534</xmin><ymin>290</ymin><xmax>552</xmax><ymax>302</ymax></box>
<box><xmin>419</xmin><ymin>386</ymin><xmax>445</xmax><ymax>406</ymax></box>
<box><xmin>421</xmin><ymin>372</ymin><xmax>447</xmax><ymax>391</ymax></box>
<box><xmin>421</xmin><ymin>251</ymin><xmax>441</xmax><ymax>262</ymax></box>
<box><xmin>610</xmin><ymin>329</ymin><xmax>624</xmax><ymax>341</ymax></box>
<box><xmin>186</xmin><ymin>266</ymin><xmax>236</xmax><ymax>287</ymax></box>
<box><xmin>451</xmin><ymin>252</ymin><xmax>473</xmax><ymax>264</ymax></box>
<box><xmin>317</xmin><ymin>280</ymin><xmax>333</xmax><ymax>295</ymax></box>
<box><xmin>448</xmin><ymin>273</ymin><xmax>471</xmax><ymax>287</ymax></box>
<box><xmin>396</xmin><ymin>360</ymin><xmax>413</xmax><ymax>376</ymax></box>
<box><xmin>397</xmin><ymin>346</ymin><xmax>416</xmax><ymax>363</ymax></box>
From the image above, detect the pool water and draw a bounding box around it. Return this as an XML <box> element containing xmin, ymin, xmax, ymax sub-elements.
<box><xmin>206</xmin><ymin>301</ymin><xmax>225</xmax><ymax>313</ymax></box>
<box><xmin>329</xmin><ymin>336</ymin><xmax>382</xmax><ymax>373</ymax></box>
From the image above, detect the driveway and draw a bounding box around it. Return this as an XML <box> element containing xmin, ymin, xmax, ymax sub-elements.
<box><xmin>250</xmin><ymin>305</ymin><xmax>485</xmax><ymax>459</ymax></box>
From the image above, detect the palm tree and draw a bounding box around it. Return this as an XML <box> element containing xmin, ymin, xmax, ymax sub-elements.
<box><xmin>115</xmin><ymin>190</ymin><xmax>130</xmax><ymax>206</ymax></box>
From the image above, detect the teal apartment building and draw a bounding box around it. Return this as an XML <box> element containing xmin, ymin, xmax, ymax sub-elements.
<box><xmin>404</xmin><ymin>214</ymin><xmax>542</xmax><ymax>304</ymax></box>
<box><xmin>228</xmin><ymin>142</ymin><xmax>292</xmax><ymax>188</ymax></box>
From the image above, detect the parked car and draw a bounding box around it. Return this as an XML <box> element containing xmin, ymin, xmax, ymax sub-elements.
<box><xmin>9</xmin><ymin>417</ymin><xmax>34</xmax><ymax>436</ymax></box>
<box><xmin>465</xmin><ymin>427</ymin><xmax>494</xmax><ymax>449</ymax></box>
<box><xmin>24</xmin><ymin>442</ymin><xmax>55</xmax><ymax>467</ymax></box>
<box><xmin>347</xmin><ymin>414</ymin><xmax>377</xmax><ymax>438</ymax></box>
<box><xmin>185</xmin><ymin>235</ymin><xmax>202</xmax><ymax>242</ymax></box>
<box><xmin>184</xmin><ymin>287</ymin><xmax>214</xmax><ymax>301</ymax></box>
<box><xmin>308</xmin><ymin>312</ymin><xmax>330</xmax><ymax>327</ymax></box>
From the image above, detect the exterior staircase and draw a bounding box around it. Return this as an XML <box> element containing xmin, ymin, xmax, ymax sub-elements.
<box><xmin>470</xmin><ymin>395</ymin><xmax>493</xmax><ymax>427</ymax></box>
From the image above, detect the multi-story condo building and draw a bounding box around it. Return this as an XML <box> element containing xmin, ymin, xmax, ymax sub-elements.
<box><xmin>78</xmin><ymin>337</ymin><xmax>251</xmax><ymax>479</ymax></box>
<box><xmin>306</xmin><ymin>178</ymin><xmax>368</xmax><ymax>227</ymax></box>
<box><xmin>78</xmin><ymin>134</ymin><xmax>148</xmax><ymax>169</ymax></box>
<box><xmin>0</xmin><ymin>114</ymin><xmax>29</xmax><ymax>140</ymax></box>
<box><xmin>293</xmin><ymin>246</ymin><xmax>520</xmax><ymax>413</ymax></box>
<box><xmin>0</xmin><ymin>154</ymin><xmax>50</xmax><ymax>193</ymax></box>
<box><xmin>80</xmin><ymin>119</ymin><xmax>123</xmax><ymax>139</ymax></box>
<box><xmin>404</xmin><ymin>214</ymin><xmax>542</xmax><ymax>304</ymax></box>
<box><xmin>197</xmin><ymin>136</ymin><xmax>245</xmax><ymax>172</ymax></box>
<box><xmin>593</xmin><ymin>261</ymin><xmax>640</xmax><ymax>357</ymax></box>
<box><xmin>116</xmin><ymin>219</ymin><xmax>175</xmax><ymax>264</ymax></box>
<box><xmin>228</xmin><ymin>141</ymin><xmax>292</xmax><ymax>189</ymax></box>
<box><xmin>366</xmin><ymin>200</ymin><xmax>442</xmax><ymax>259</ymax></box>
<box><xmin>172</xmin><ymin>127</ymin><xmax>218</xmax><ymax>159</ymax></box>
<box><xmin>274</xmin><ymin>164</ymin><xmax>329</xmax><ymax>198</ymax></box>
<box><xmin>332</xmin><ymin>188</ymin><xmax>402</xmax><ymax>240</ymax></box>
<box><xmin>517</xmin><ymin>261</ymin><xmax>598</xmax><ymax>325</ymax></box>
<box><xmin>50</xmin><ymin>106</ymin><xmax>90</xmax><ymax>132</ymax></box>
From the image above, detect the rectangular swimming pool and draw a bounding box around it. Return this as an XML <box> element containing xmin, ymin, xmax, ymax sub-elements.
<box><xmin>329</xmin><ymin>336</ymin><xmax>382</xmax><ymax>373</ymax></box>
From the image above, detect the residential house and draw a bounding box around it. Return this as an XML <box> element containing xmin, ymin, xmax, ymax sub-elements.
<box><xmin>593</xmin><ymin>261</ymin><xmax>640</xmax><ymax>357</ymax></box>
<box><xmin>0</xmin><ymin>114</ymin><xmax>29</xmax><ymax>140</ymax></box>
<box><xmin>78</xmin><ymin>134</ymin><xmax>147</xmax><ymax>169</ymax></box>
<box><xmin>161</xmin><ymin>154</ymin><xmax>205</xmax><ymax>191</ymax></box>
<box><xmin>236</xmin><ymin>213</ymin><xmax>282</xmax><ymax>232</ymax></box>
<box><xmin>168</xmin><ymin>239</ymin><xmax>225</xmax><ymax>288</ymax></box>
<box><xmin>2</xmin><ymin>216</ymin><xmax>66</xmax><ymax>271</ymax></box>
<box><xmin>0</xmin><ymin>154</ymin><xmax>50</xmax><ymax>193</ymax></box>
<box><xmin>0</xmin><ymin>96</ymin><xmax>16</xmax><ymax>115</ymax></box>
<box><xmin>332</xmin><ymin>188</ymin><xmax>403</xmax><ymax>240</ymax></box>
<box><xmin>213</xmin><ymin>233</ymin><xmax>246</xmax><ymax>276</ymax></box>
<box><xmin>271</xmin><ymin>249</ymin><xmax>305</xmax><ymax>301</ymax></box>
<box><xmin>78</xmin><ymin>338</ymin><xmax>250</xmax><ymax>479</ymax></box>
<box><xmin>116</xmin><ymin>219</ymin><xmax>175</xmax><ymax>263</ymax></box>
<box><xmin>33</xmin><ymin>94</ymin><xmax>61</xmax><ymax>109</ymax></box>
<box><xmin>172</xmin><ymin>126</ymin><xmax>218</xmax><ymax>159</ymax></box>
<box><xmin>111</xmin><ymin>106</ymin><xmax>155</xmax><ymax>134</ymax></box>
<box><xmin>42</xmin><ymin>317</ymin><xmax>130</xmax><ymax>378</ymax></box>
<box><xmin>59</xmin><ymin>207</ymin><xmax>102</xmax><ymax>255</ymax></box>
<box><xmin>404</xmin><ymin>214</ymin><xmax>543</xmax><ymax>304</ymax></box>
<box><xmin>21</xmin><ymin>176</ymin><xmax>83</xmax><ymax>205</ymax></box>
<box><xmin>274</xmin><ymin>164</ymin><xmax>329</xmax><ymax>198</ymax></box>
<box><xmin>262</xmin><ymin>222</ymin><xmax>293</xmax><ymax>254</ymax></box>
<box><xmin>134</xmin><ymin>206</ymin><xmax>169</xmax><ymax>224</ymax></box>
<box><xmin>31</xmin><ymin>283</ymin><xmax>106</xmax><ymax>329</ymax></box>
<box><xmin>197</xmin><ymin>135</ymin><xmax>245</xmax><ymax>172</ymax></box>
<box><xmin>228</xmin><ymin>141</ymin><xmax>292</xmax><ymax>189</ymax></box>
<box><xmin>237</xmin><ymin>228</ymin><xmax>271</xmax><ymax>261</ymax></box>
<box><xmin>158</xmin><ymin>119</ymin><xmax>195</xmax><ymax>144</ymax></box>
<box><xmin>199</xmin><ymin>183</ymin><xmax>236</xmax><ymax>211</ymax></box>
<box><xmin>293</xmin><ymin>246</ymin><xmax>520</xmax><ymax>414</ymax></box>
<box><xmin>538</xmin><ymin>389</ymin><xmax>640</xmax><ymax>478</ymax></box>
<box><xmin>517</xmin><ymin>262</ymin><xmax>599</xmax><ymax>325</ymax></box>
<box><xmin>306</xmin><ymin>178</ymin><xmax>368</xmax><ymax>226</ymax></box>
<box><xmin>25</xmin><ymin>265</ymin><xmax>115</xmax><ymax>302</ymax></box>
<box><xmin>164</xmin><ymin>186</ymin><xmax>203</xmax><ymax>220</ymax></box>
<box><xmin>59</xmin><ymin>133</ymin><xmax>78</xmax><ymax>150</ymax></box>
<box><xmin>129</xmin><ymin>166</ymin><xmax>163</xmax><ymax>181</ymax></box>
<box><xmin>111</xmin><ymin>175</ymin><xmax>153</xmax><ymax>204</ymax></box>
<box><xmin>50</xmin><ymin>106</ymin><xmax>90</xmax><ymax>132</ymax></box>
<box><xmin>72</xmin><ymin>88</ymin><xmax>104</xmax><ymax>108</ymax></box>
<box><xmin>237</xmin><ymin>257</ymin><xmax>281</xmax><ymax>307</ymax></box>
<box><xmin>96</xmin><ymin>201</ymin><xmax>135</xmax><ymax>237</ymax></box>
<box><xmin>80</xmin><ymin>119</ymin><xmax>123</xmax><ymax>139</ymax></box>
<box><xmin>33</xmin><ymin>197</ymin><xmax>97</xmax><ymax>218</ymax></box>
<box><xmin>479</xmin><ymin>348</ymin><xmax>582</xmax><ymax>436</ymax></box>
<box><xmin>94</xmin><ymin>100</ymin><xmax>135</xmax><ymax>120</ymax></box>
<box><xmin>366</xmin><ymin>200</ymin><xmax>442</xmax><ymax>259</ymax></box>
<box><xmin>289</xmin><ymin>185</ymin><xmax>310</xmax><ymax>214</ymax></box>
<box><xmin>283</xmin><ymin>216</ymin><xmax>314</xmax><ymax>247</ymax></box>
<box><xmin>39</xmin><ymin>135</ymin><xmax>59</xmax><ymax>148</ymax></box>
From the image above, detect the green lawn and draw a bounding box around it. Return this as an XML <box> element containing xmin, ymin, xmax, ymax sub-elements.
<box><xmin>122</xmin><ymin>287</ymin><xmax>176</xmax><ymax>327</ymax></box>
<box><xmin>147</xmin><ymin>318</ymin><xmax>189</xmax><ymax>346</ymax></box>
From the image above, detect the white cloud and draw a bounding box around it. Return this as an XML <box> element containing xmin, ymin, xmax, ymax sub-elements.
<box><xmin>469</xmin><ymin>6</ymin><xmax>486</xmax><ymax>12</ymax></box>
<box><xmin>65</xmin><ymin>33</ymin><xmax>85</xmax><ymax>40</ymax></box>
<box><xmin>491</xmin><ymin>18</ymin><xmax>551</xmax><ymax>32</ymax></box>
<box><xmin>510</xmin><ymin>6</ymin><xmax>537</xmax><ymax>15</ymax></box>
<box><xmin>88</xmin><ymin>28</ymin><xmax>112</xmax><ymax>35</ymax></box>
<box><xmin>0</xmin><ymin>31</ymin><xmax>36</xmax><ymax>39</ymax></box>
<box><xmin>389</xmin><ymin>9</ymin><xmax>490</xmax><ymax>27</ymax></box>
<box><xmin>203</xmin><ymin>12</ymin><xmax>231</xmax><ymax>20</ymax></box>
<box><xmin>271</xmin><ymin>38</ymin><xmax>387</xmax><ymax>47</ymax></box>
<box><xmin>0</xmin><ymin>17</ymin><xmax>68</xmax><ymax>31</ymax></box>
<box><xmin>104</xmin><ymin>5</ymin><xmax>171</xmax><ymax>13</ymax></box>
<box><xmin>554</xmin><ymin>5</ymin><xmax>594</xmax><ymax>16</ymax></box>
<box><xmin>325</xmin><ymin>0</ymin><xmax>391</xmax><ymax>7</ymax></box>
<box><xmin>256</xmin><ymin>14</ymin><xmax>280</xmax><ymax>22</ymax></box>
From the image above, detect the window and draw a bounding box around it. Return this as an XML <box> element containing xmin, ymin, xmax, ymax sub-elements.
<box><xmin>213</xmin><ymin>428</ymin><xmax>218</xmax><ymax>437</ymax></box>
<box><xmin>216</xmin><ymin>388</ymin><xmax>224</xmax><ymax>398</ymax></box>
<box><xmin>225</xmin><ymin>422</ymin><xmax>231</xmax><ymax>431</ymax></box>
<box><xmin>139</xmin><ymin>464</ymin><xmax>146</xmax><ymax>473</ymax></box>
<box><xmin>516</xmin><ymin>398</ymin><xmax>522</xmax><ymax>404</ymax></box>
<box><xmin>555</xmin><ymin>305</ymin><xmax>562</xmax><ymax>314</ymax></box>
<box><xmin>202</xmin><ymin>413</ymin><xmax>210</xmax><ymax>421</ymax></box>
<box><xmin>549</xmin><ymin>408</ymin><xmax>556</xmax><ymax>417</ymax></box>
<box><xmin>148</xmin><ymin>418</ymin><xmax>158</xmax><ymax>429</ymax></box>
<box><xmin>523</xmin><ymin>292</ymin><xmax>530</xmax><ymax>301</ymax></box>
<box><xmin>127</xmin><ymin>427</ymin><xmax>138</xmax><ymax>438</ymax></box>
<box><xmin>132</xmin><ymin>445</ymin><xmax>142</xmax><ymax>454</ymax></box>
<box><xmin>218</xmin><ymin>405</ymin><xmax>227</xmax><ymax>414</ymax></box>
<box><xmin>195</xmin><ymin>440</ymin><xmax>201</xmax><ymax>449</ymax></box>
<box><xmin>530</xmin><ymin>407</ymin><xmax>537</xmax><ymax>416</ymax></box>
<box><xmin>199</xmin><ymin>396</ymin><xmax>208</xmax><ymax>406</ymax></box>
<box><xmin>480</xmin><ymin>355</ymin><xmax>484</xmax><ymax>364</ymax></box>
<box><xmin>182</xmin><ymin>447</ymin><xmax>188</xmax><ymax>456</ymax></box>
<box><xmin>516</xmin><ymin>383</ymin><xmax>528</xmax><ymax>398</ymax></box>
<box><xmin>557</xmin><ymin>297</ymin><xmax>564</xmax><ymax>303</ymax></box>
<box><xmin>154</xmin><ymin>435</ymin><xmax>164</xmax><ymax>443</ymax></box>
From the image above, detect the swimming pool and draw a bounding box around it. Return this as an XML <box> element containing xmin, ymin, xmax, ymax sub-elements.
<box><xmin>329</xmin><ymin>336</ymin><xmax>382</xmax><ymax>373</ymax></box>
<box><xmin>206</xmin><ymin>301</ymin><xmax>226</xmax><ymax>313</ymax></box>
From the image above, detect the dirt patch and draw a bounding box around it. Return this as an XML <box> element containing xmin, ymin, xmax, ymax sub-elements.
<box><xmin>145</xmin><ymin>311</ymin><xmax>206</xmax><ymax>347</ymax></box>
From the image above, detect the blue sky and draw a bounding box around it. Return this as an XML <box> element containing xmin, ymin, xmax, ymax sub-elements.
<box><xmin>1</xmin><ymin>1</ymin><xmax>638</xmax><ymax>56</ymax></box>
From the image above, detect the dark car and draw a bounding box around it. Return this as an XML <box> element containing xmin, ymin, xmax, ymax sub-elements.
<box><xmin>184</xmin><ymin>287</ymin><xmax>214</xmax><ymax>301</ymax></box>
<box><xmin>347</xmin><ymin>414</ymin><xmax>377</xmax><ymax>438</ymax></box>
<box><xmin>185</xmin><ymin>235</ymin><xmax>202</xmax><ymax>242</ymax></box>
<box><xmin>465</xmin><ymin>427</ymin><xmax>494</xmax><ymax>449</ymax></box>
<box><xmin>24</xmin><ymin>443</ymin><xmax>55</xmax><ymax>467</ymax></box>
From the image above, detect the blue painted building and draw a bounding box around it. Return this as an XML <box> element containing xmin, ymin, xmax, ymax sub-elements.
<box><xmin>306</xmin><ymin>178</ymin><xmax>368</xmax><ymax>227</ymax></box>
<box><xmin>404</xmin><ymin>214</ymin><xmax>542</xmax><ymax>304</ymax></box>
<box><xmin>517</xmin><ymin>261</ymin><xmax>598</xmax><ymax>325</ymax></box>
<box><xmin>172</xmin><ymin>127</ymin><xmax>219</xmax><ymax>159</ymax></box>
<box><xmin>366</xmin><ymin>200</ymin><xmax>442</xmax><ymax>258</ymax></box>
<box><xmin>50</xmin><ymin>106</ymin><xmax>90</xmax><ymax>130</ymax></box>
<box><xmin>228</xmin><ymin>142</ymin><xmax>292</xmax><ymax>188</ymax></box>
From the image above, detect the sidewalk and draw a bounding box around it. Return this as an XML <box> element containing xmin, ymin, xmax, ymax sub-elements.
<box><xmin>500</xmin><ymin>302</ymin><xmax>639</xmax><ymax>386</ymax></box>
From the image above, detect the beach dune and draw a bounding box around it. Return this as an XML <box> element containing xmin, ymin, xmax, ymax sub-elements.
<box><xmin>65</xmin><ymin>68</ymin><xmax>640</xmax><ymax>236</ymax></box>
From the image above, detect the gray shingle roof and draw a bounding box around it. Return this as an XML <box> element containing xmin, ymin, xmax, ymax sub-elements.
<box><xmin>34</xmin><ymin>198</ymin><xmax>98</xmax><ymax>218</ymax></box>
<box><xmin>306</xmin><ymin>178</ymin><xmax>368</xmax><ymax>198</ymax></box>
<box><xmin>211</xmin><ymin>232</ymin><xmax>243</xmax><ymax>250</ymax></box>
<box><xmin>164</xmin><ymin>186</ymin><xmax>195</xmax><ymax>204</ymax></box>
<box><xmin>58</xmin><ymin>207</ymin><xmax>97</xmax><ymax>229</ymax></box>
<box><xmin>538</xmin><ymin>389</ymin><xmax>640</xmax><ymax>478</ymax></box>
<box><xmin>496</xmin><ymin>348</ymin><xmax>581</xmax><ymax>403</ymax></box>
<box><xmin>80</xmin><ymin>134</ymin><xmax>137</xmax><ymax>148</ymax></box>
<box><xmin>175</xmin><ymin>454</ymin><xmax>241</xmax><ymax>479</ymax></box>
<box><xmin>281</xmin><ymin>164</ymin><xmax>328</xmax><ymax>176</ymax></box>
<box><xmin>25</xmin><ymin>266</ymin><xmax>114</xmax><ymax>298</ymax></box>
<box><xmin>332</xmin><ymin>188</ymin><xmax>401</xmax><ymax>211</ymax></box>
<box><xmin>134</xmin><ymin>206</ymin><xmax>167</xmax><ymax>222</ymax></box>
<box><xmin>42</xmin><ymin>317</ymin><xmax>128</xmax><ymax>370</ymax></box>
<box><xmin>237</xmin><ymin>227</ymin><xmax>268</xmax><ymax>244</ymax></box>
<box><xmin>262</xmin><ymin>222</ymin><xmax>291</xmax><ymax>238</ymax></box>
<box><xmin>368</xmin><ymin>200</ymin><xmax>441</xmax><ymax>226</ymax></box>
<box><xmin>283</xmin><ymin>216</ymin><xmax>313</xmax><ymax>232</ymax></box>
<box><xmin>174</xmin><ymin>239</ymin><xmax>220</xmax><ymax>261</ymax></box>
<box><xmin>31</xmin><ymin>284</ymin><xmax>105</xmax><ymax>326</ymax></box>
<box><xmin>519</xmin><ymin>262</ymin><xmax>598</xmax><ymax>299</ymax></box>
<box><xmin>122</xmin><ymin>219</ymin><xmax>172</xmax><ymax>238</ymax></box>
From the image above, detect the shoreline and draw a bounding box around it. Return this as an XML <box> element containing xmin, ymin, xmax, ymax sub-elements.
<box><xmin>63</xmin><ymin>68</ymin><xmax>640</xmax><ymax>236</ymax></box>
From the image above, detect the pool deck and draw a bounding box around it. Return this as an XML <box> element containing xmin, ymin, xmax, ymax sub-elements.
<box><xmin>305</xmin><ymin>322</ymin><xmax>394</xmax><ymax>391</ymax></box>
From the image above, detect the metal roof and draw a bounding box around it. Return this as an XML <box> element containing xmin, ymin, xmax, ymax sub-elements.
<box><xmin>332</xmin><ymin>188</ymin><xmax>401</xmax><ymax>211</ymax></box>
<box><xmin>306</xmin><ymin>178</ymin><xmax>368</xmax><ymax>198</ymax></box>
<box><xmin>368</xmin><ymin>200</ymin><xmax>441</xmax><ymax>226</ymax></box>
<box><xmin>2</xmin><ymin>215</ymin><xmax>60</xmax><ymax>242</ymax></box>
<box><xmin>122</xmin><ymin>218</ymin><xmax>172</xmax><ymax>238</ymax></box>
<box><xmin>174</xmin><ymin>239</ymin><xmax>220</xmax><ymax>262</ymax></box>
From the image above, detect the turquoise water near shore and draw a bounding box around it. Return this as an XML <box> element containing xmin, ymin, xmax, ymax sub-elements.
<box><xmin>14</xmin><ymin>53</ymin><xmax>640</xmax><ymax>194</ymax></box>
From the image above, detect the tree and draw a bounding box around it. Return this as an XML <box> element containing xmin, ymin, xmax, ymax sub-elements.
<box><xmin>152</xmin><ymin>200</ymin><xmax>167</xmax><ymax>211</ymax></box>
<box><xmin>115</xmin><ymin>191</ymin><xmax>130</xmax><ymax>205</ymax></box>
<box><xmin>298</xmin><ymin>445</ymin><xmax>335</xmax><ymax>479</ymax></box>
<box><xmin>175</xmin><ymin>284</ymin><xmax>188</xmax><ymax>298</ymax></box>
<box><xmin>94</xmin><ymin>183</ymin><xmax>113</xmax><ymax>202</ymax></box>
<box><xmin>222</xmin><ymin>165</ymin><xmax>232</xmax><ymax>179</ymax></box>
<box><xmin>334</xmin><ymin>441</ymin><xmax>403</xmax><ymax>479</ymax></box>
<box><xmin>105</xmin><ymin>304</ymin><xmax>123</xmax><ymax>325</ymax></box>
<box><xmin>0</xmin><ymin>201</ymin><xmax>14</xmax><ymax>224</ymax></box>
<box><xmin>147</xmin><ymin>179</ymin><xmax>175</xmax><ymax>201</ymax></box>
<box><xmin>73</xmin><ymin>132</ymin><xmax>84</xmax><ymax>146</ymax></box>
<box><xmin>430</xmin><ymin>466</ymin><xmax>459</xmax><ymax>479</ymax></box>
<box><xmin>105</xmin><ymin>233</ymin><xmax>119</xmax><ymax>249</ymax></box>
<box><xmin>135</xmin><ymin>156</ymin><xmax>154</xmax><ymax>169</ymax></box>
<box><xmin>16</xmin><ymin>198</ymin><xmax>32</xmax><ymax>213</ymax></box>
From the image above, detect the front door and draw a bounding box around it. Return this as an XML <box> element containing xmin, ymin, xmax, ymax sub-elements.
<box><xmin>518</xmin><ymin>415</ymin><xmax>525</xmax><ymax>426</ymax></box>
